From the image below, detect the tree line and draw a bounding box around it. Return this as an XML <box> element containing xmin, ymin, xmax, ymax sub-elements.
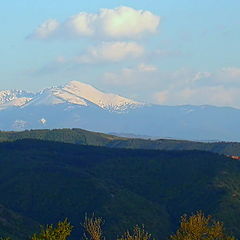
<box><xmin>0</xmin><ymin>212</ymin><xmax>236</xmax><ymax>240</ymax></box>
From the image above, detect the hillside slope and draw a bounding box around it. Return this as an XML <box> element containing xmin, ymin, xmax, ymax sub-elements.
<box><xmin>1</xmin><ymin>128</ymin><xmax>240</xmax><ymax>155</ymax></box>
<box><xmin>0</xmin><ymin>139</ymin><xmax>240</xmax><ymax>239</ymax></box>
<box><xmin>0</xmin><ymin>204</ymin><xmax>38</xmax><ymax>240</ymax></box>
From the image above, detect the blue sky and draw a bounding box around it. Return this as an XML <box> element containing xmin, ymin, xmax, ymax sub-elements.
<box><xmin>1</xmin><ymin>0</ymin><xmax>240</xmax><ymax>107</ymax></box>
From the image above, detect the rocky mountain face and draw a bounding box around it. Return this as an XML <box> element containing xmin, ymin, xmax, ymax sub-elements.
<box><xmin>0</xmin><ymin>90</ymin><xmax>35</xmax><ymax>110</ymax></box>
<box><xmin>0</xmin><ymin>81</ymin><xmax>240</xmax><ymax>141</ymax></box>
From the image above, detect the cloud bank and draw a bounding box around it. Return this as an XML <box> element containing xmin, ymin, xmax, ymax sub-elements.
<box><xmin>30</xmin><ymin>6</ymin><xmax>160</xmax><ymax>40</ymax></box>
<box><xmin>102</xmin><ymin>65</ymin><xmax>240</xmax><ymax>108</ymax></box>
<box><xmin>153</xmin><ymin>68</ymin><xmax>240</xmax><ymax>108</ymax></box>
<box><xmin>76</xmin><ymin>42</ymin><xmax>144</xmax><ymax>63</ymax></box>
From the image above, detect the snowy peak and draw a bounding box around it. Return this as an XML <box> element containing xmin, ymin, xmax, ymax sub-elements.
<box><xmin>0</xmin><ymin>90</ymin><xmax>33</xmax><ymax>104</ymax></box>
<box><xmin>24</xmin><ymin>84</ymin><xmax>89</xmax><ymax>108</ymax></box>
<box><xmin>53</xmin><ymin>87</ymin><xmax>88</xmax><ymax>106</ymax></box>
<box><xmin>62</xmin><ymin>81</ymin><xmax>141</xmax><ymax>111</ymax></box>
<box><xmin>24</xmin><ymin>88</ymin><xmax>65</xmax><ymax>107</ymax></box>
<box><xmin>0</xmin><ymin>90</ymin><xmax>34</xmax><ymax>109</ymax></box>
<box><xmin>1</xmin><ymin>81</ymin><xmax>142</xmax><ymax>112</ymax></box>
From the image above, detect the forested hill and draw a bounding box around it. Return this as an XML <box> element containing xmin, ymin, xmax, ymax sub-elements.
<box><xmin>1</xmin><ymin>128</ymin><xmax>240</xmax><ymax>155</ymax></box>
<box><xmin>0</xmin><ymin>139</ymin><xmax>240</xmax><ymax>239</ymax></box>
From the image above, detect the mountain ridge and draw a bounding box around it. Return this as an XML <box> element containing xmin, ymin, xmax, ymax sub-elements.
<box><xmin>1</xmin><ymin>128</ymin><xmax>240</xmax><ymax>156</ymax></box>
<box><xmin>0</xmin><ymin>81</ymin><xmax>142</xmax><ymax>111</ymax></box>
<box><xmin>1</xmin><ymin>81</ymin><xmax>240</xmax><ymax>141</ymax></box>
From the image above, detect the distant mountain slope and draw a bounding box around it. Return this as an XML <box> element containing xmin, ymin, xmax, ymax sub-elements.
<box><xmin>1</xmin><ymin>128</ymin><xmax>240</xmax><ymax>156</ymax></box>
<box><xmin>1</xmin><ymin>81</ymin><xmax>240</xmax><ymax>141</ymax></box>
<box><xmin>0</xmin><ymin>128</ymin><xmax>121</xmax><ymax>146</ymax></box>
<box><xmin>62</xmin><ymin>81</ymin><xmax>141</xmax><ymax>110</ymax></box>
<box><xmin>0</xmin><ymin>139</ymin><xmax>240</xmax><ymax>239</ymax></box>
<box><xmin>0</xmin><ymin>81</ymin><xmax>141</xmax><ymax>111</ymax></box>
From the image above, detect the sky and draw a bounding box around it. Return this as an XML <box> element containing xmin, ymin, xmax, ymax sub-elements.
<box><xmin>1</xmin><ymin>0</ymin><xmax>240</xmax><ymax>107</ymax></box>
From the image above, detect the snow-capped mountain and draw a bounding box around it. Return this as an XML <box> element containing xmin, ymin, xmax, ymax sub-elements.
<box><xmin>0</xmin><ymin>90</ymin><xmax>34</xmax><ymax>110</ymax></box>
<box><xmin>1</xmin><ymin>81</ymin><xmax>240</xmax><ymax>142</ymax></box>
<box><xmin>62</xmin><ymin>81</ymin><xmax>141</xmax><ymax>111</ymax></box>
<box><xmin>18</xmin><ymin>81</ymin><xmax>142</xmax><ymax>111</ymax></box>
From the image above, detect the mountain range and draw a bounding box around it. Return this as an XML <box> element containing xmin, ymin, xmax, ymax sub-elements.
<box><xmin>1</xmin><ymin>81</ymin><xmax>240</xmax><ymax>141</ymax></box>
<box><xmin>1</xmin><ymin>128</ymin><xmax>240</xmax><ymax>156</ymax></box>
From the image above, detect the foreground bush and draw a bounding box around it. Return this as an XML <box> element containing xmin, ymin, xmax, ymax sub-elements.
<box><xmin>171</xmin><ymin>212</ymin><xmax>235</xmax><ymax>240</ymax></box>
<box><xmin>31</xmin><ymin>219</ymin><xmax>72</xmax><ymax>240</ymax></box>
<box><xmin>0</xmin><ymin>212</ymin><xmax>236</xmax><ymax>240</ymax></box>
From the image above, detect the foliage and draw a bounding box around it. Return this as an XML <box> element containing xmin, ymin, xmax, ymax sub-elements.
<box><xmin>171</xmin><ymin>212</ymin><xmax>235</xmax><ymax>240</ymax></box>
<box><xmin>31</xmin><ymin>219</ymin><xmax>72</xmax><ymax>240</ymax></box>
<box><xmin>82</xmin><ymin>215</ymin><xmax>104</xmax><ymax>240</ymax></box>
<box><xmin>118</xmin><ymin>225</ymin><xmax>152</xmax><ymax>240</ymax></box>
<box><xmin>0</xmin><ymin>213</ymin><xmax>237</xmax><ymax>240</ymax></box>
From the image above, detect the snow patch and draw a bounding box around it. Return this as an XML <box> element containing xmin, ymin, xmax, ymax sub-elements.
<box><xmin>0</xmin><ymin>81</ymin><xmax>143</xmax><ymax>112</ymax></box>
<box><xmin>54</xmin><ymin>89</ymin><xmax>88</xmax><ymax>106</ymax></box>
<box><xmin>0</xmin><ymin>90</ymin><xmax>34</xmax><ymax>109</ymax></box>
<box><xmin>63</xmin><ymin>81</ymin><xmax>142</xmax><ymax>111</ymax></box>
<box><xmin>24</xmin><ymin>89</ymin><xmax>65</xmax><ymax>106</ymax></box>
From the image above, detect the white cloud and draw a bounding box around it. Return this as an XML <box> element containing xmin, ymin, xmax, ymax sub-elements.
<box><xmin>66</xmin><ymin>13</ymin><xmax>95</xmax><ymax>36</ymax></box>
<box><xmin>103</xmin><ymin>68</ymin><xmax>136</xmax><ymax>85</ymax></box>
<box><xmin>153</xmin><ymin>85</ymin><xmax>240</xmax><ymax>108</ymax></box>
<box><xmin>151</xmin><ymin>68</ymin><xmax>240</xmax><ymax>107</ymax></box>
<box><xmin>56</xmin><ymin>56</ymin><xmax>66</xmax><ymax>63</ymax></box>
<box><xmin>217</xmin><ymin>67</ymin><xmax>240</xmax><ymax>81</ymax></box>
<box><xmin>154</xmin><ymin>91</ymin><xmax>169</xmax><ymax>104</ymax></box>
<box><xmin>30</xmin><ymin>19</ymin><xmax>60</xmax><ymax>39</ymax></box>
<box><xmin>102</xmin><ymin>65</ymin><xmax>240</xmax><ymax>108</ymax></box>
<box><xmin>76</xmin><ymin>42</ymin><xmax>144</xmax><ymax>63</ymax></box>
<box><xmin>138</xmin><ymin>63</ymin><xmax>157</xmax><ymax>72</ymax></box>
<box><xmin>97</xmin><ymin>6</ymin><xmax>160</xmax><ymax>38</ymax></box>
<box><xmin>192</xmin><ymin>71</ymin><xmax>212</xmax><ymax>82</ymax></box>
<box><xmin>222</xmin><ymin>67</ymin><xmax>240</xmax><ymax>77</ymax></box>
<box><xmin>30</xmin><ymin>6</ymin><xmax>160</xmax><ymax>40</ymax></box>
<box><xmin>103</xmin><ymin>64</ymin><xmax>158</xmax><ymax>85</ymax></box>
<box><xmin>189</xmin><ymin>67</ymin><xmax>240</xmax><ymax>85</ymax></box>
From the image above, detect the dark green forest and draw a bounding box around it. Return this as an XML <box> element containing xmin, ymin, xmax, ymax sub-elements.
<box><xmin>1</xmin><ymin>128</ymin><xmax>240</xmax><ymax>155</ymax></box>
<box><xmin>0</xmin><ymin>139</ymin><xmax>240</xmax><ymax>239</ymax></box>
